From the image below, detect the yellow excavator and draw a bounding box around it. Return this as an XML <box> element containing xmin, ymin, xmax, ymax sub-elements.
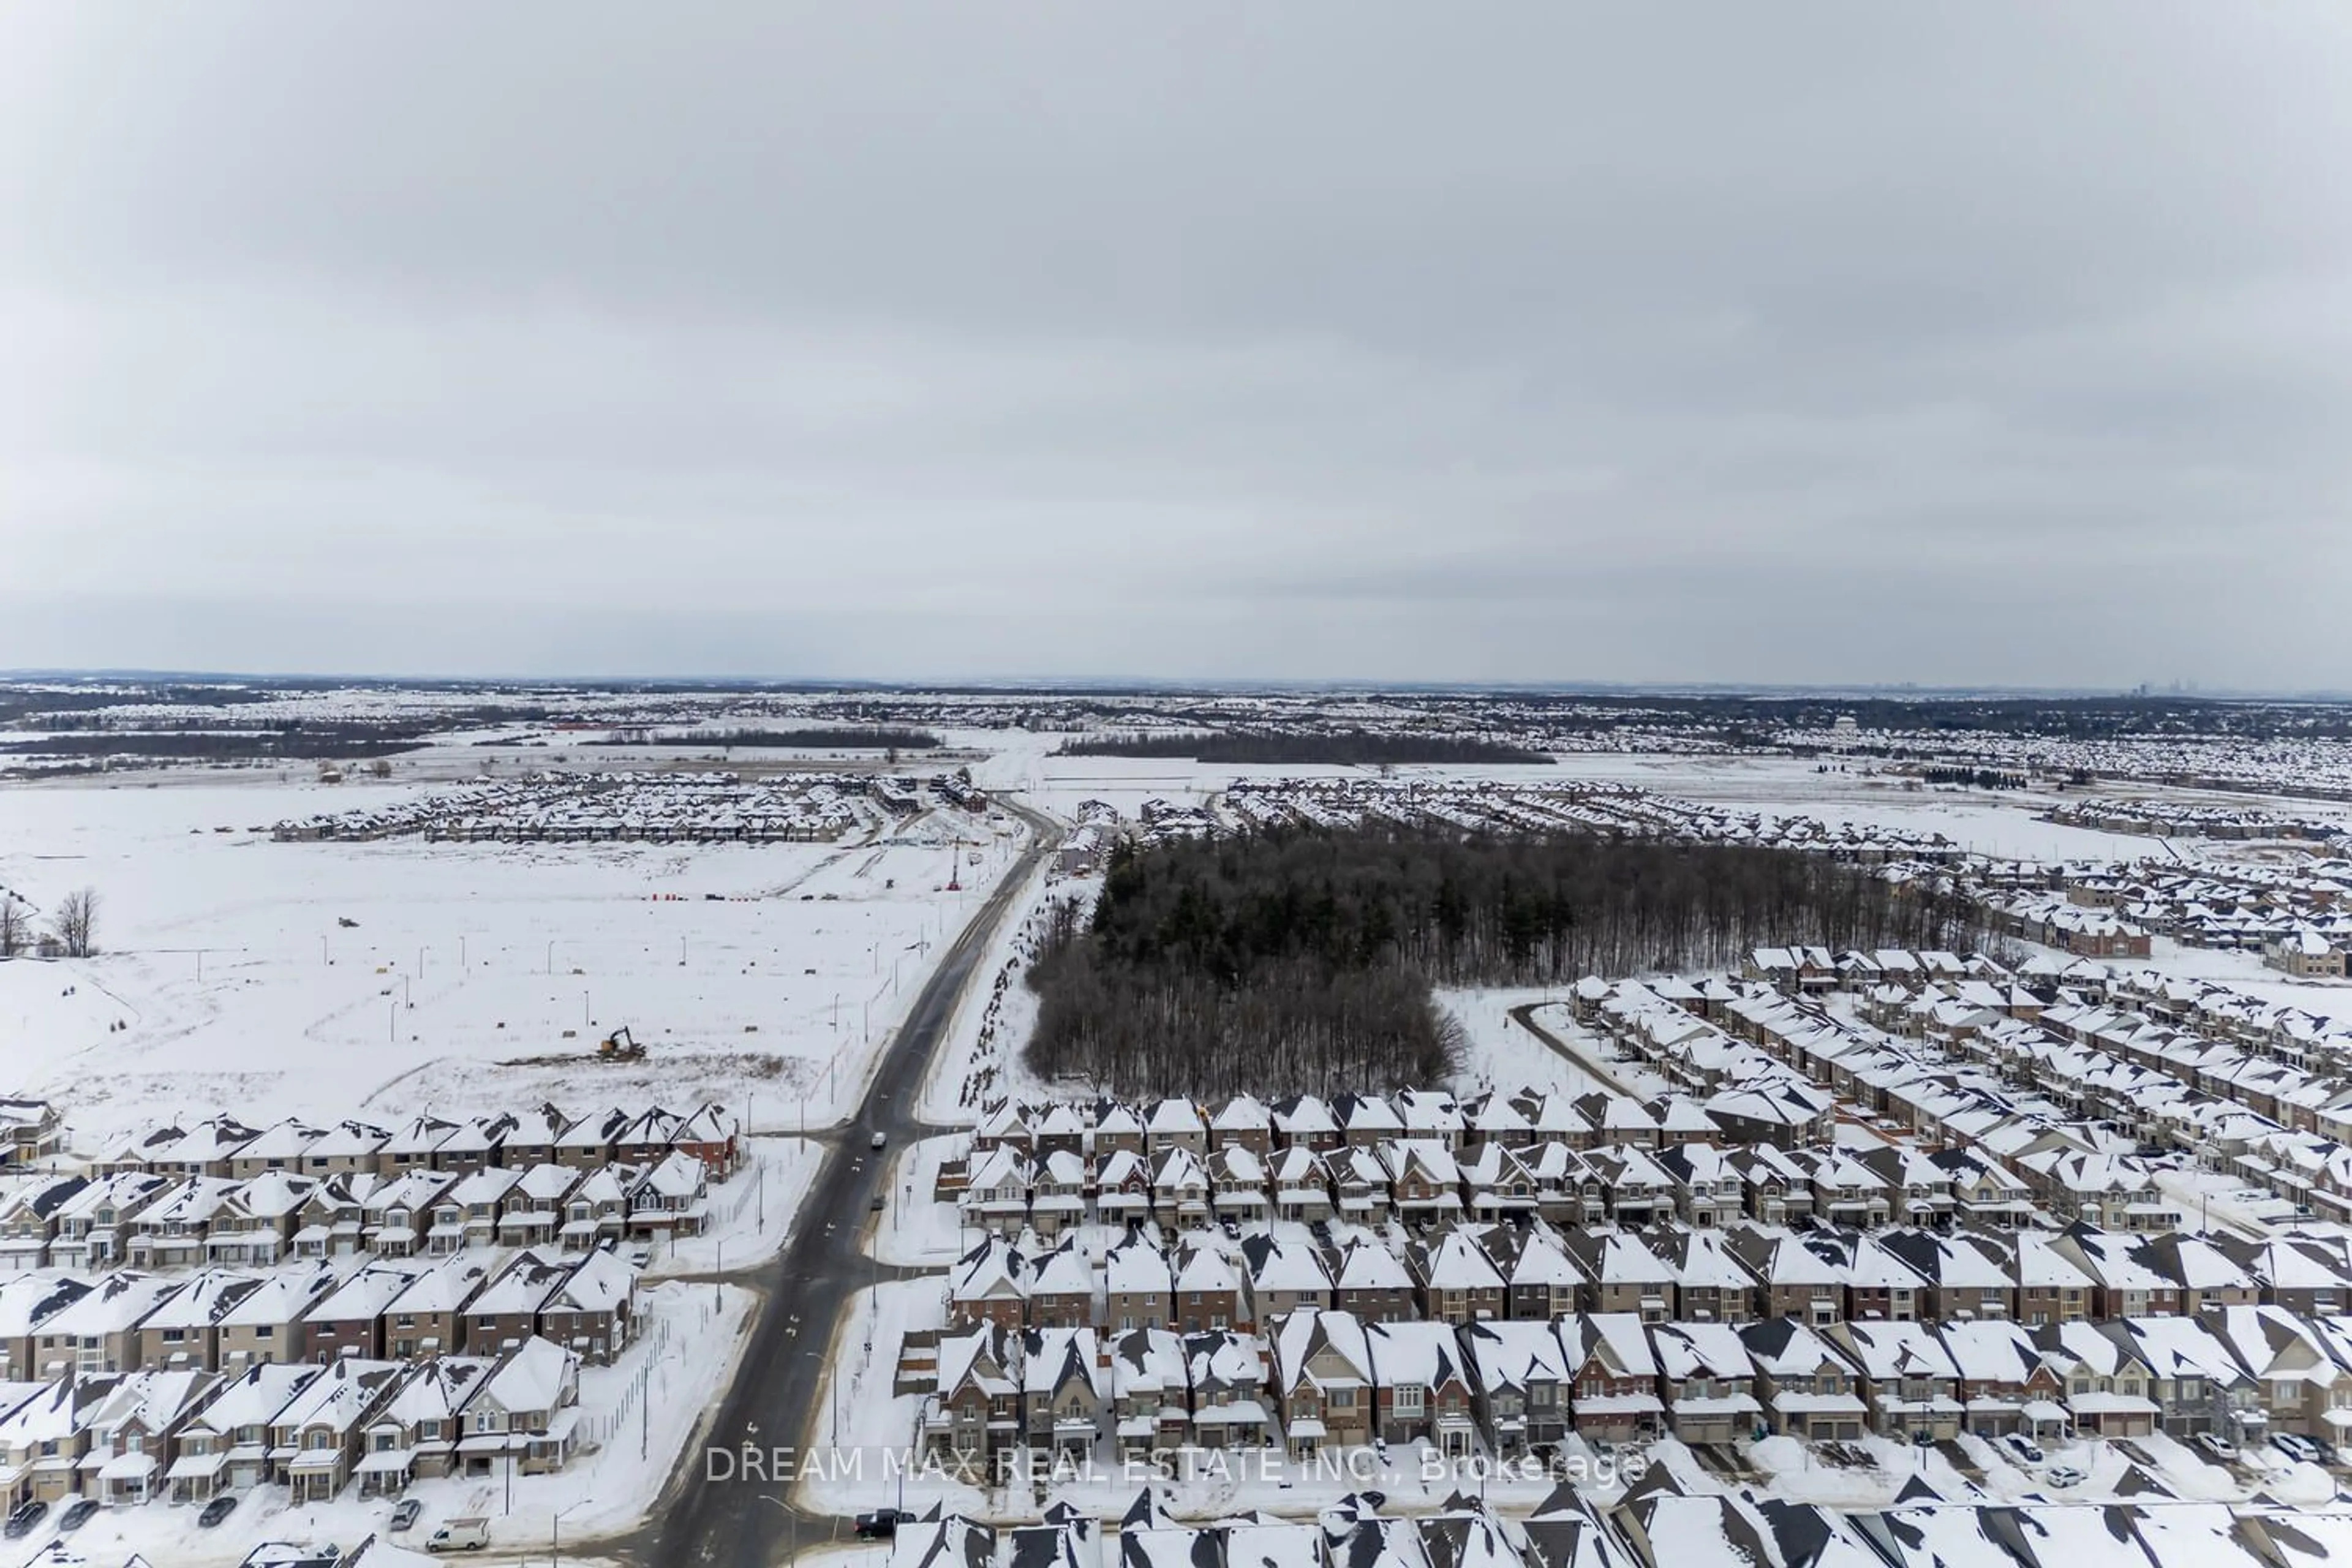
<box><xmin>596</xmin><ymin>1026</ymin><xmax>645</xmax><ymax>1061</ymax></box>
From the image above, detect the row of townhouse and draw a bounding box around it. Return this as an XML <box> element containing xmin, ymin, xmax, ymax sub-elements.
<box><xmin>941</xmin><ymin>1216</ymin><xmax>2352</xmax><ymax>1339</ymax></box>
<box><xmin>85</xmin><ymin>1102</ymin><xmax>741</xmax><ymax>1184</ymax></box>
<box><xmin>273</xmin><ymin>771</ymin><xmax>878</xmax><ymax>844</ymax></box>
<box><xmin>902</xmin><ymin>1488</ymin><xmax>2352</xmax><ymax>1568</ymax></box>
<box><xmin>0</xmin><ymin>1243</ymin><xmax>635</xmax><ymax>1384</ymax></box>
<box><xmin>1988</xmin><ymin>894</ymin><xmax>2154</xmax><ymax>959</ymax></box>
<box><xmin>953</xmin><ymin>1127</ymin><xmax>2048</xmax><ymax>1242</ymax></box>
<box><xmin>918</xmin><ymin>1298</ymin><xmax>2352</xmax><ymax>1472</ymax></box>
<box><xmin>0</xmin><ymin>1331</ymin><xmax>583</xmax><ymax>1511</ymax></box>
<box><xmin>0</xmin><ymin>1149</ymin><xmax>711</xmax><ymax>1272</ymax></box>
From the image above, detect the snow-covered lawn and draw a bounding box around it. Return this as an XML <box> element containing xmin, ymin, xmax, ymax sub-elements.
<box><xmin>873</xmin><ymin>1134</ymin><xmax>974</xmax><ymax>1268</ymax></box>
<box><xmin>1436</xmin><ymin>988</ymin><xmax>1629</xmax><ymax>1100</ymax></box>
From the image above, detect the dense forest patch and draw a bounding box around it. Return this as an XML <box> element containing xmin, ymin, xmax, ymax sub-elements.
<box><xmin>1024</xmin><ymin>826</ymin><xmax>1980</xmax><ymax>1099</ymax></box>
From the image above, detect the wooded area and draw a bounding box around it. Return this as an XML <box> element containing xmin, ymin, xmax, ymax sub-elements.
<box><xmin>1057</xmin><ymin>730</ymin><xmax>1550</xmax><ymax>766</ymax></box>
<box><xmin>1024</xmin><ymin>826</ymin><xmax>1983</xmax><ymax>1099</ymax></box>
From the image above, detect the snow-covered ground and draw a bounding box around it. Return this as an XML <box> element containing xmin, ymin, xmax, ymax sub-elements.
<box><xmin>1435</xmin><ymin>988</ymin><xmax>1631</xmax><ymax>1100</ymax></box>
<box><xmin>873</xmin><ymin>1134</ymin><xmax>975</xmax><ymax>1268</ymax></box>
<box><xmin>0</xmin><ymin>777</ymin><xmax>1027</xmax><ymax>1155</ymax></box>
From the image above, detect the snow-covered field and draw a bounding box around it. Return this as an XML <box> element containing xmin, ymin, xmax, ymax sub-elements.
<box><xmin>0</xmin><ymin>775</ymin><xmax>1027</xmax><ymax>1154</ymax></box>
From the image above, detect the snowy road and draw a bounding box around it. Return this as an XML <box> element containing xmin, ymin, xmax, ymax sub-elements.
<box><xmin>631</xmin><ymin>801</ymin><xmax>1060</xmax><ymax>1568</ymax></box>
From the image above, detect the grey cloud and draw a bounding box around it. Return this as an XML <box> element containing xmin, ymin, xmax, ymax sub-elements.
<box><xmin>1</xmin><ymin>3</ymin><xmax>2348</xmax><ymax>687</ymax></box>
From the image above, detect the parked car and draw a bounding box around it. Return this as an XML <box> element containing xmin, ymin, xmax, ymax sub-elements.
<box><xmin>2195</xmin><ymin>1433</ymin><xmax>2240</xmax><ymax>1462</ymax></box>
<box><xmin>2001</xmin><ymin>1434</ymin><xmax>2045</xmax><ymax>1466</ymax></box>
<box><xmin>3</xmin><ymin>1500</ymin><xmax>47</xmax><ymax>1539</ymax></box>
<box><xmin>391</xmin><ymin>1498</ymin><xmax>423</xmax><ymax>1532</ymax></box>
<box><xmin>2045</xmin><ymin>1466</ymin><xmax>2086</xmax><ymax>1488</ymax></box>
<box><xmin>198</xmin><ymin>1496</ymin><xmax>239</xmax><ymax>1528</ymax></box>
<box><xmin>56</xmin><ymin>1499</ymin><xmax>98</xmax><ymax>1534</ymax></box>
<box><xmin>2274</xmin><ymin>1433</ymin><xmax>2335</xmax><ymax>1466</ymax></box>
<box><xmin>427</xmin><ymin>1517</ymin><xmax>492</xmax><ymax>1552</ymax></box>
<box><xmin>855</xmin><ymin>1510</ymin><xmax>914</xmax><ymax>1540</ymax></box>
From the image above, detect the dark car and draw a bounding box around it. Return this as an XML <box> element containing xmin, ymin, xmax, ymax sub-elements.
<box><xmin>3</xmin><ymin>1500</ymin><xmax>48</xmax><ymax>1539</ymax></box>
<box><xmin>854</xmin><ymin>1510</ymin><xmax>914</xmax><ymax>1540</ymax></box>
<box><xmin>57</xmin><ymin>1498</ymin><xmax>99</xmax><ymax>1534</ymax></box>
<box><xmin>198</xmin><ymin>1495</ymin><xmax>240</xmax><ymax>1528</ymax></box>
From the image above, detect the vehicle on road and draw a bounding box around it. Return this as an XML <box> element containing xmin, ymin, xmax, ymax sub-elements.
<box><xmin>198</xmin><ymin>1496</ymin><xmax>239</xmax><ymax>1528</ymax></box>
<box><xmin>56</xmin><ymin>1499</ymin><xmax>98</xmax><ymax>1534</ymax></box>
<box><xmin>2045</xmin><ymin>1466</ymin><xmax>2086</xmax><ymax>1488</ymax></box>
<box><xmin>869</xmin><ymin>1194</ymin><xmax>886</xmax><ymax>1211</ymax></box>
<box><xmin>2195</xmin><ymin>1433</ymin><xmax>2240</xmax><ymax>1462</ymax></box>
<box><xmin>428</xmin><ymin>1517</ymin><xmax>492</xmax><ymax>1551</ymax></box>
<box><xmin>2001</xmin><ymin>1434</ymin><xmax>2045</xmax><ymax>1465</ymax></box>
<box><xmin>391</xmin><ymin>1498</ymin><xmax>423</xmax><ymax>1532</ymax></box>
<box><xmin>855</xmin><ymin>1510</ymin><xmax>914</xmax><ymax>1539</ymax></box>
<box><xmin>4</xmin><ymin>1500</ymin><xmax>48</xmax><ymax>1539</ymax></box>
<box><xmin>870</xmin><ymin>1132</ymin><xmax>886</xmax><ymax>1150</ymax></box>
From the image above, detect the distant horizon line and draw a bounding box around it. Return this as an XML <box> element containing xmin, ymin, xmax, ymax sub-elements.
<box><xmin>1</xmin><ymin>668</ymin><xmax>2341</xmax><ymax>703</ymax></box>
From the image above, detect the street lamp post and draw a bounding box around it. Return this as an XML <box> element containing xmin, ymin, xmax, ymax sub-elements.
<box><xmin>553</xmin><ymin>1499</ymin><xmax>587</xmax><ymax>1566</ymax></box>
<box><xmin>757</xmin><ymin>1494</ymin><xmax>797</xmax><ymax>1565</ymax></box>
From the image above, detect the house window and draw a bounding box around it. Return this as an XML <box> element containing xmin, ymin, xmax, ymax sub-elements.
<box><xmin>1395</xmin><ymin>1386</ymin><xmax>1423</xmax><ymax>1414</ymax></box>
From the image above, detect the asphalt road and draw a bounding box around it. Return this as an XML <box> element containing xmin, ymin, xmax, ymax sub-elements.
<box><xmin>633</xmin><ymin>804</ymin><xmax>1056</xmax><ymax>1568</ymax></box>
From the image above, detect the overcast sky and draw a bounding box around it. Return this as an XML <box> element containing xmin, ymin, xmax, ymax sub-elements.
<box><xmin>2</xmin><ymin>6</ymin><xmax>2348</xmax><ymax>689</ymax></box>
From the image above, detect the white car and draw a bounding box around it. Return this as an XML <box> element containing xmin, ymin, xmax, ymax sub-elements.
<box><xmin>2045</xmin><ymin>1465</ymin><xmax>2085</xmax><ymax>1488</ymax></box>
<box><xmin>870</xmin><ymin>1132</ymin><xmax>887</xmax><ymax>1150</ymax></box>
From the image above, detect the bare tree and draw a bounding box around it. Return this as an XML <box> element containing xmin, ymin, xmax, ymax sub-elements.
<box><xmin>0</xmin><ymin>899</ymin><xmax>25</xmax><ymax>959</ymax></box>
<box><xmin>51</xmin><ymin>887</ymin><xmax>99</xmax><ymax>959</ymax></box>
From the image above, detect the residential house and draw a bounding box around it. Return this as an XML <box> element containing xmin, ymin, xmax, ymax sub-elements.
<box><xmin>1736</xmin><ymin>1317</ymin><xmax>1868</xmax><ymax>1442</ymax></box>
<box><xmin>1823</xmin><ymin>1321</ymin><xmax>1964</xmax><ymax>1441</ymax></box>
<box><xmin>134</xmin><ymin>1270</ymin><xmax>263</xmax><ymax>1373</ymax></box>
<box><xmin>1268</xmin><ymin>1308</ymin><xmax>1373</xmax><ymax>1453</ymax></box>
<box><xmin>456</xmin><ymin>1336</ymin><xmax>581</xmax><ymax>1480</ymax></box>
<box><xmin>268</xmin><ymin>1355</ymin><xmax>404</xmax><ymax>1501</ymax></box>
<box><xmin>216</xmin><ymin>1262</ymin><xmax>340</xmax><ymax>1370</ymax></box>
<box><xmin>165</xmin><ymin>1362</ymin><xmax>319</xmax><ymax>1502</ymax></box>
<box><xmin>1460</xmin><ymin>1319</ymin><xmax>1571</xmax><ymax>1456</ymax></box>
<box><xmin>536</xmin><ymin>1246</ymin><xmax>634</xmax><ymax>1364</ymax></box>
<box><xmin>1366</xmin><ymin>1319</ymin><xmax>1476</xmax><ymax>1457</ymax></box>
<box><xmin>1556</xmin><ymin>1312</ymin><xmax>1662</xmax><ymax>1444</ymax></box>
<box><xmin>1646</xmin><ymin>1321</ymin><xmax>1762</xmax><ymax>1446</ymax></box>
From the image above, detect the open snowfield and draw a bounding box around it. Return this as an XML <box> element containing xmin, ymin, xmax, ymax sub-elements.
<box><xmin>0</xmin><ymin>772</ymin><xmax>1027</xmax><ymax>1153</ymax></box>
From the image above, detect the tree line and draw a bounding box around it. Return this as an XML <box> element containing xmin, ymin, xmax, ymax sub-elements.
<box><xmin>0</xmin><ymin>886</ymin><xmax>99</xmax><ymax>958</ymax></box>
<box><xmin>1023</xmin><ymin>826</ymin><xmax>1983</xmax><ymax>1100</ymax></box>
<box><xmin>1057</xmin><ymin>730</ymin><xmax>1550</xmax><ymax>766</ymax></box>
